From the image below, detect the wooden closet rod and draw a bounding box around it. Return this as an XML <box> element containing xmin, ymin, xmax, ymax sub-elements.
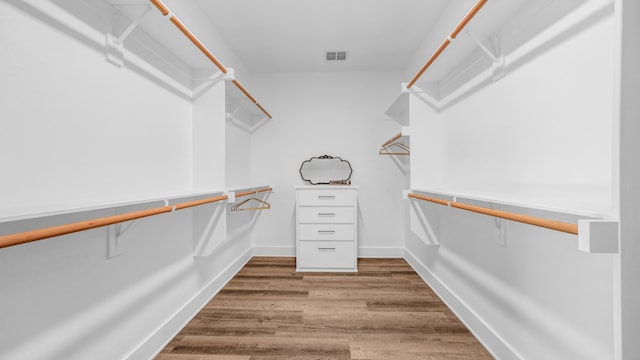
<box><xmin>149</xmin><ymin>0</ymin><xmax>272</xmax><ymax>119</ymax></box>
<box><xmin>235</xmin><ymin>187</ymin><xmax>273</xmax><ymax>198</ymax></box>
<box><xmin>231</xmin><ymin>80</ymin><xmax>273</xmax><ymax>119</ymax></box>
<box><xmin>0</xmin><ymin>194</ymin><xmax>229</xmax><ymax>250</ymax></box>
<box><xmin>382</xmin><ymin>133</ymin><xmax>402</xmax><ymax>147</ymax></box>
<box><xmin>407</xmin><ymin>0</ymin><xmax>488</xmax><ymax>89</ymax></box>
<box><xmin>408</xmin><ymin>193</ymin><xmax>579</xmax><ymax>235</ymax></box>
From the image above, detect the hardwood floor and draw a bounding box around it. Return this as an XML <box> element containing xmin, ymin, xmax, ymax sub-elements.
<box><xmin>156</xmin><ymin>257</ymin><xmax>493</xmax><ymax>359</ymax></box>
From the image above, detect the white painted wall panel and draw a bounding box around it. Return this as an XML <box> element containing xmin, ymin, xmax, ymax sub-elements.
<box><xmin>0</xmin><ymin>2</ymin><xmax>249</xmax><ymax>359</ymax></box>
<box><xmin>0</xmin><ymin>2</ymin><xmax>192</xmax><ymax>207</ymax></box>
<box><xmin>250</xmin><ymin>72</ymin><xmax>406</xmax><ymax>256</ymax></box>
<box><xmin>409</xmin><ymin>95</ymin><xmax>442</xmax><ymax>189</ymax></box>
<box><xmin>193</xmin><ymin>81</ymin><xmax>225</xmax><ymax>189</ymax></box>
<box><xmin>616</xmin><ymin>0</ymin><xmax>640</xmax><ymax>358</ymax></box>
<box><xmin>225</xmin><ymin>115</ymin><xmax>252</xmax><ymax>188</ymax></box>
<box><xmin>436</xmin><ymin>15</ymin><xmax>614</xmax><ymax>215</ymax></box>
<box><xmin>408</xmin><ymin>8</ymin><xmax>616</xmax><ymax>360</ymax></box>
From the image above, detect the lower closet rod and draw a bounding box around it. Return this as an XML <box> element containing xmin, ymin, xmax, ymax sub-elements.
<box><xmin>408</xmin><ymin>193</ymin><xmax>579</xmax><ymax>235</ymax></box>
<box><xmin>0</xmin><ymin>194</ymin><xmax>229</xmax><ymax>250</ymax></box>
<box><xmin>235</xmin><ymin>187</ymin><xmax>273</xmax><ymax>198</ymax></box>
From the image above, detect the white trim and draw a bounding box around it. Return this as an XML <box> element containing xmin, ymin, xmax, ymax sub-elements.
<box><xmin>127</xmin><ymin>247</ymin><xmax>253</xmax><ymax>360</ymax></box>
<box><xmin>358</xmin><ymin>246</ymin><xmax>404</xmax><ymax>258</ymax></box>
<box><xmin>252</xmin><ymin>246</ymin><xmax>404</xmax><ymax>258</ymax></box>
<box><xmin>252</xmin><ymin>245</ymin><xmax>296</xmax><ymax>257</ymax></box>
<box><xmin>403</xmin><ymin>248</ymin><xmax>520</xmax><ymax>360</ymax></box>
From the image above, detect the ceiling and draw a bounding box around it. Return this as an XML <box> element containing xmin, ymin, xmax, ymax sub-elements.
<box><xmin>195</xmin><ymin>0</ymin><xmax>454</xmax><ymax>74</ymax></box>
<box><xmin>100</xmin><ymin>0</ymin><xmax>588</xmax><ymax>89</ymax></box>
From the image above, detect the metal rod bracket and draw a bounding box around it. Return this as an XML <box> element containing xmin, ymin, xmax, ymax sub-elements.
<box><xmin>224</xmin><ymin>192</ymin><xmax>236</xmax><ymax>203</ymax></box>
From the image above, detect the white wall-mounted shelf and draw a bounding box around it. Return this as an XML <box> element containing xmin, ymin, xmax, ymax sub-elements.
<box><xmin>410</xmin><ymin>187</ymin><xmax>612</xmax><ymax>220</ymax></box>
<box><xmin>406</xmin><ymin>0</ymin><xmax>610</xmax><ymax>110</ymax></box>
<box><xmin>0</xmin><ymin>186</ymin><xmax>271</xmax><ymax>257</ymax></box>
<box><xmin>0</xmin><ymin>189</ymin><xmax>225</xmax><ymax>224</ymax></box>
<box><xmin>407</xmin><ymin>188</ymin><xmax>618</xmax><ymax>254</ymax></box>
<box><xmin>16</xmin><ymin>0</ymin><xmax>272</xmax><ymax>118</ymax></box>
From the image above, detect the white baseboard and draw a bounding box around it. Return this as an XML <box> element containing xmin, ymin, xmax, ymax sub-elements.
<box><xmin>358</xmin><ymin>246</ymin><xmax>404</xmax><ymax>258</ymax></box>
<box><xmin>252</xmin><ymin>246</ymin><xmax>404</xmax><ymax>258</ymax></box>
<box><xmin>252</xmin><ymin>245</ymin><xmax>296</xmax><ymax>257</ymax></box>
<box><xmin>403</xmin><ymin>248</ymin><xmax>519</xmax><ymax>360</ymax></box>
<box><xmin>128</xmin><ymin>247</ymin><xmax>253</xmax><ymax>360</ymax></box>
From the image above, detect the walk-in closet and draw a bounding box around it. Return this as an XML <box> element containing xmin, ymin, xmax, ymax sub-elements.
<box><xmin>1</xmin><ymin>0</ymin><xmax>638</xmax><ymax>359</ymax></box>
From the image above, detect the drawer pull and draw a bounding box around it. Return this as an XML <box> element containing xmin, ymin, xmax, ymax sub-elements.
<box><xmin>318</xmin><ymin>230</ymin><xmax>336</xmax><ymax>235</ymax></box>
<box><xmin>318</xmin><ymin>195</ymin><xmax>336</xmax><ymax>200</ymax></box>
<box><xmin>318</xmin><ymin>247</ymin><xmax>336</xmax><ymax>252</ymax></box>
<box><xmin>318</xmin><ymin>212</ymin><xmax>336</xmax><ymax>217</ymax></box>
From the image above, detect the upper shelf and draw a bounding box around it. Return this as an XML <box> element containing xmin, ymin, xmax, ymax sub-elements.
<box><xmin>146</xmin><ymin>0</ymin><xmax>272</xmax><ymax>119</ymax></box>
<box><xmin>406</xmin><ymin>0</ymin><xmax>607</xmax><ymax>105</ymax></box>
<box><xmin>24</xmin><ymin>0</ymin><xmax>272</xmax><ymax>118</ymax></box>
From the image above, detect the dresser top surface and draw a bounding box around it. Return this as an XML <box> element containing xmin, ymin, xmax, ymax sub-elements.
<box><xmin>296</xmin><ymin>185</ymin><xmax>358</xmax><ymax>190</ymax></box>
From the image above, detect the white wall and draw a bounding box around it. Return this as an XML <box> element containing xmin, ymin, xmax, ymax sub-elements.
<box><xmin>0</xmin><ymin>1</ymin><xmax>192</xmax><ymax>206</ymax></box>
<box><xmin>616</xmin><ymin>0</ymin><xmax>640</xmax><ymax>358</ymax></box>
<box><xmin>0</xmin><ymin>1</ymin><xmax>253</xmax><ymax>359</ymax></box>
<box><xmin>249</xmin><ymin>72</ymin><xmax>406</xmax><ymax>257</ymax></box>
<box><xmin>407</xmin><ymin>6</ymin><xmax>617</xmax><ymax>360</ymax></box>
<box><xmin>2</xmin><ymin>1</ymin><xmax>629</xmax><ymax>359</ymax></box>
<box><xmin>193</xmin><ymin>81</ymin><xmax>226</xmax><ymax>190</ymax></box>
<box><xmin>437</xmin><ymin>12</ymin><xmax>613</xmax><ymax>215</ymax></box>
<box><xmin>225</xmin><ymin>109</ymin><xmax>253</xmax><ymax>188</ymax></box>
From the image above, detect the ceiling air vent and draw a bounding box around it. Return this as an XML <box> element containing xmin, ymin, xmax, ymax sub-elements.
<box><xmin>326</xmin><ymin>51</ymin><xmax>347</xmax><ymax>61</ymax></box>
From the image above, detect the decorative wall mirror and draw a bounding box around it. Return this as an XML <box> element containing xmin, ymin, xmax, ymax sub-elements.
<box><xmin>299</xmin><ymin>155</ymin><xmax>353</xmax><ymax>185</ymax></box>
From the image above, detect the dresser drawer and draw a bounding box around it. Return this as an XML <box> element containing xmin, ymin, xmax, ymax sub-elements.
<box><xmin>297</xmin><ymin>241</ymin><xmax>356</xmax><ymax>270</ymax></box>
<box><xmin>299</xmin><ymin>224</ymin><xmax>355</xmax><ymax>241</ymax></box>
<box><xmin>298</xmin><ymin>189</ymin><xmax>355</xmax><ymax>206</ymax></box>
<box><xmin>298</xmin><ymin>207</ymin><xmax>354</xmax><ymax>224</ymax></box>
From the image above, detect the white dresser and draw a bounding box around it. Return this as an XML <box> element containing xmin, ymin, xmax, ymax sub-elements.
<box><xmin>296</xmin><ymin>186</ymin><xmax>358</xmax><ymax>272</ymax></box>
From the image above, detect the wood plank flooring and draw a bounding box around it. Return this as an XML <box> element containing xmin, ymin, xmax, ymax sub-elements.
<box><xmin>156</xmin><ymin>257</ymin><xmax>493</xmax><ymax>359</ymax></box>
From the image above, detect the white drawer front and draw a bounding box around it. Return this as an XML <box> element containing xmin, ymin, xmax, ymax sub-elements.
<box><xmin>298</xmin><ymin>241</ymin><xmax>355</xmax><ymax>269</ymax></box>
<box><xmin>299</xmin><ymin>224</ymin><xmax>355</xmax><ymax>241</ymax></box>
<box><xmin>298</xmin><ymin>207</ymin><xmax>354</xmax><ymax>224</ymax></box>
<box><xmin>298</xmin><ymin>190</ymin><xmax>355</xmax><ymax>206</ymax></box>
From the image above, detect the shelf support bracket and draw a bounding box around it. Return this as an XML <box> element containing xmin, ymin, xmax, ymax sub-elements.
<box><xmin>107</xmin><ymin>206</ymin><xmax>129</xmax><ymax>258</ymax></box>
<box><xmin>107</xmin><ymin>224</ymin><xmax>124</xmax><ymax>258</ymax></box>
<box><xmin>465</xmin><ymin>29</ymin><xmax>506</xmax><ymax>81</ymax></box>
<box><xmin>193</xmin><ymin>67</ymin><xmax>235</xmax><ymax>99</ymax></box>
<box><xmin>107</xmin><ymin>199</ymin><xmax>173</xmax><ymax>258</ymax></box>
<box><xmin>106</xmin><ymin>5</ymin><xmax>152</xmax><ymax>68</ymax></box>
